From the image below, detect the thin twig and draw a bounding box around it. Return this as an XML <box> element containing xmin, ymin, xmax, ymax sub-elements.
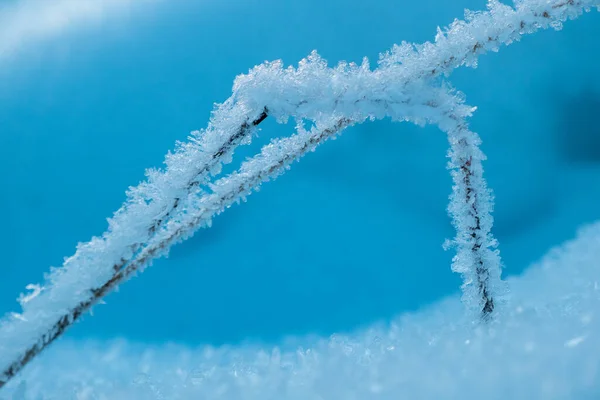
<box><xmin>445</xmin><ymin>120</ymin><xmax>504</xmax><ymax>320</ymax></box>
<box><xmin>0</xmin><ymin>118</ymin><xmax>352</xmax><ymax>388</ymax></box>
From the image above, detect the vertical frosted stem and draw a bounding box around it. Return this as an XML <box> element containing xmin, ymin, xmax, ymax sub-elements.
<box><xmin>445</xmin><ymin>121</ymin><xmax>506</xmax><ymax>321</ymax></box>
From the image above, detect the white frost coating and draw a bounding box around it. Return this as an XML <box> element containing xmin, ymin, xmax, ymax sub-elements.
<box><xmin>0</xmin><ymin>83</ymin><xmax>475</xmax><ymax>385</ymax></box>
<box><xmin>442</xmin><ymin>116</ymin><xmax>508</xmax><ymax>318</ymax></box>
<box><xmin>123</xmin><ymin>116</ymin><xmax>357</xmax><ymax>269</ymax></box>
<box><xmin>134</xmin><ymin>84</ymin><xmax>470</xmax><ymax>264</ymax></box>
<box><xmin>380</xmin><ymin>0</ymin><xmax>600</xmax><ymax>72</ymax></box>
<box><xmin>0</xmin><ymin>0</ymin><xmax>598</xmax><ymax>387</ymax></box>
<box><xmin>3</xmin><ymin>221</ymin><xmax>600</xmax><ymax>399</ymax></box>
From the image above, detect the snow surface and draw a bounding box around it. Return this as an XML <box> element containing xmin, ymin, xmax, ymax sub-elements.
<box><xmin>2</xmin><ymin>220</ymin><xmax>600</xmax><ymax>399</ymax></box>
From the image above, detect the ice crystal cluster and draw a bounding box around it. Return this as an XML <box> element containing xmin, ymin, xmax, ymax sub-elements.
<box><xmin>0</xmin><ymin>0</ymin><xmax>599</xmax><ymax>397</ymax></box>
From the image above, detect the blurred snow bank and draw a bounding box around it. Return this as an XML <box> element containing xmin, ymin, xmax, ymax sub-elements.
<box><xmin>4</xmin><ymin>221</ymin><xmax>600</xmax><ymax>399</ymax></box>
<box><xmin>0</xmin><ymin>0</ymin><xmax>159</xmax><ymax>59</ymax></box>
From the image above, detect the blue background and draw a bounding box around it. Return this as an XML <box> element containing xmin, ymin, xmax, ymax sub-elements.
<box><xmin>0</xmin><ymin>0</ymin><xmax>599</xmax><ymax>345</ymax></box>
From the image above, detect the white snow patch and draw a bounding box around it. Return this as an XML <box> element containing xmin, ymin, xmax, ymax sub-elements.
<box><xmin>2</xmin><ymin>221</ymin><xmax>600</xmax><ymax>399</ymax></box>
<box><xmin>0</xmin><ymin>0</ymin><xmax>160</xmax><ymax>59</ymax></box>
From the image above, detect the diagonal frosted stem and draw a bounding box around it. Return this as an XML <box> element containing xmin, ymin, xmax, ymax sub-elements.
<box><xmin>0</xmin><ymin>118</ymin><xmax>353</xmax><ymax>388</ymax></box>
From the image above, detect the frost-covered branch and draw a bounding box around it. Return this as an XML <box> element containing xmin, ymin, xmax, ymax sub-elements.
<box><xmin>0</xmin><ymin>117</ymin><xmax>355</xmax><ymax>388</ymax></box>
<box><xmin>441</xmin><ymin>115</ymin><xmax>507</xmax><ymax>320</ymax></box>
<box><xmin>380</xmin><ymin>0</ymin><xmax>599</xmax><ymax>76</ymax></box>
<box><xmin>0</xmin><ymin>0</ymin><xmax>598</xmax><ymax>389</ymax></box>
<box><xmin>0</xmin><ymin>80</ymin><xmax>470</xmax><ymax>387</ymax></box>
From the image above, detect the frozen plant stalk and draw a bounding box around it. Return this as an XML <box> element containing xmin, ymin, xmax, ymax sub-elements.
<box><xmin>0</xmin><ymin>0</ymin><xmax>598</xmax><ymax>390</ymax></box>
<box><xmin>444</xmin><ymin>117</ymin><xmax>506</xmax><ymax>320</ymax></box>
